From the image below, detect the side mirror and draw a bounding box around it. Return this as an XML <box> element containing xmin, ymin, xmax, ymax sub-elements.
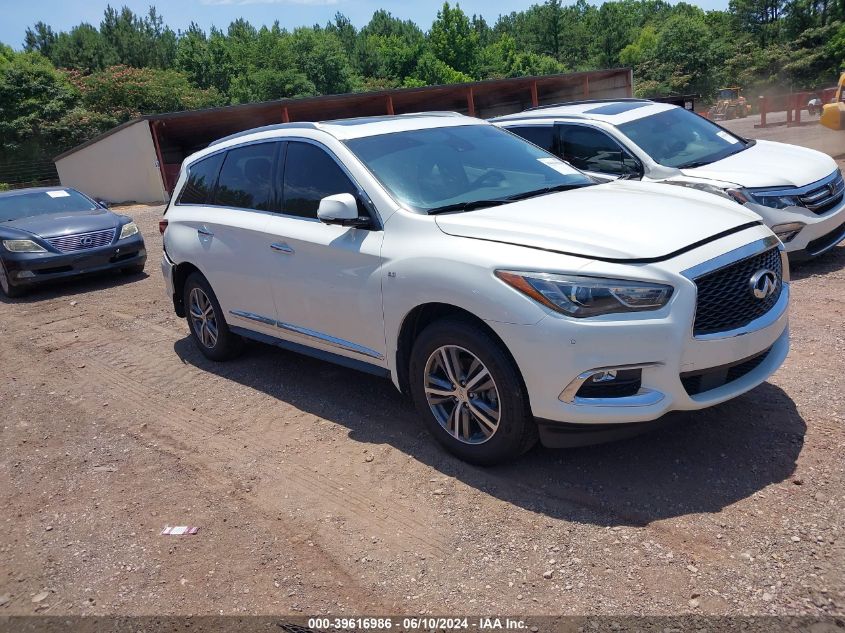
<box><xmin>317</xmin><ymin>193</ymin><xmax>369</xmax><ymax>228</ymax></box>
<box><xmin>97</xmin><ymin>199</ymin><xmax>111</xmax><ymax>209</ymax></box>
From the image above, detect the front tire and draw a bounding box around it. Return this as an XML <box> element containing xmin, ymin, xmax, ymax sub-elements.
<box><xmin>183</xmin><ymin>272</ymin><xmax>242</xmax><ymax>361</ymax></box>
<box><xmin>409</xmin><ymin>318</ymin><xmax>537</xmax><ymax>465</ymax></box>
<box><xmin>0</xmin><ymin>260</ymin><xmax>25</xmax><ymax>298</ymax></box>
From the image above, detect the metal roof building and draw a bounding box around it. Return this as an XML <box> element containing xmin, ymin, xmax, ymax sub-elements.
<box><xmin>54</xmin><ymin>68</ymin><xmax>633</xmax><ymax>204</ymax></box>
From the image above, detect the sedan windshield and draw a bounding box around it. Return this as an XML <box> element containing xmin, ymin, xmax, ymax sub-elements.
<box><xmin>345</xmin><ymin>124</ymin><xmax>593</xmax><ymax>214</ymax></box>
<box><xmin>0</xmin><ymin>189</ymin><xmax>98</xmax><ymax>222</ymax></box>
<box><xmin>618</xmin><ymin>108</ymin><xmax>750</xmax><ymax>169</ymax></box>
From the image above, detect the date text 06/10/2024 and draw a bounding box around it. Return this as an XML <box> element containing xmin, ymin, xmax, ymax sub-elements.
<box><xmin>306</xmin><ymin>617</ymin><xmax>530</xmax><ymax>630</ymax></box>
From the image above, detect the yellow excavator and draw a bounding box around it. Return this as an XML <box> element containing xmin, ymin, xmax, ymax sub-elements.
<box><xmin>820</xmin><ymin>71</ymin><xmax>845</xmax><ymax>131</ymax></box>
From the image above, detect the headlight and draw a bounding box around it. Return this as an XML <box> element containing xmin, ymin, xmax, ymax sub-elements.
<box><xmin>119</xmin><ymin>222</ymin><xmax>139</xmax><ymax>240</ymax></box>
<box><xmin>496</xmin><ymin>271</ymin><xmax>674</xmax><ymax>317</ymax></box>
<box><xmin>747</xmin><ymin>193</ymin><xmax>801</xmax><ymax>209</ymax></box>
<box><xmin>771</xmin><ymin>222</ymin><xmax>805</xmax><ymax>243</ymax></box>
<box><xmin>2</xmin><ymin>239</ymin><xmax>47</xmax><ymax>253</ymax></box>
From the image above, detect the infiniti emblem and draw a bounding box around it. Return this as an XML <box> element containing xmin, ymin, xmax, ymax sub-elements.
<box><xmin>749</xmin><ymin>269</ymin><xmax>778</xmax><ymax>300</ymax></box>
<box><xmin>80</xmin><ymin>236</ymin><xmax>94</xmax><ymax>246</ymax></box>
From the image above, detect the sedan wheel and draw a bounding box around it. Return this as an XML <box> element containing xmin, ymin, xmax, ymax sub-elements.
<box><xmin>424</xmin><ymin>345</ymin><xmax>501</xmax><ymax>444</ymax></box>
<box><xmin>0</xmin><ymin>261</ymin><xmax>24</xmax><ymax>298</ymax></box>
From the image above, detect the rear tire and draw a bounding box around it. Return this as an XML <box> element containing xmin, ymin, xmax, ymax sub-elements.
<box><xmin>183</xmin><ymin>272</ymin><xmax>242</xmax><ymax>361</ymax></box>
<box><xmin>408</xmin><ymin>318</ymin><xmax>537</xmax><ymax>465</ymax></box>
<box><xmin>0</xmin><ymin>261</ymin><xmax>25</xmax><ymax>298</ymax></box>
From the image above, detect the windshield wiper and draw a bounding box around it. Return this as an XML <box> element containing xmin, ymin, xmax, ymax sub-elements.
<box><xmin>503</xmin><ymin>183</ymin><xmax>591</xmax><ymax>202</ymax></box>
<box><xmin>676</xmin><ymin>159</ymin><xmax>713</xmax><ymax>169</ymax></box>
<box><xmin>427</xmin><ymin>199</ymin><xmax>511</xmax><ymax>215</ymax></box>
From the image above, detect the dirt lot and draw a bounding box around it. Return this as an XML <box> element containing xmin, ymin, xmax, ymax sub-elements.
<box><xmin>1</xmin><ymin>136</ymin><xmax>844</xmax><ymax>622</ymax></box>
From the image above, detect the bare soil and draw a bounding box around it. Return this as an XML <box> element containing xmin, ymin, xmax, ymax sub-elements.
<box><xmin>1</xmin><ymin>150</ymin><xmax>843</xmax><ymax>619</ymax></box>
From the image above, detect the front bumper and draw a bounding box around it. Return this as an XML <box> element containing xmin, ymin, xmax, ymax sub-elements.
<box><xmin>2</xmin><ymin>235</ymin><xmax>147</xmax><ymax>288</ymax></box>
<box><xmin>486</xmin><ymin>231</ymin><xmax>790</xmax><ymax>443</ymax></box>
<box><xmin>750</xmin><ymin>196</ymin><xmax>845</xmax><ymax>260</ymax></box>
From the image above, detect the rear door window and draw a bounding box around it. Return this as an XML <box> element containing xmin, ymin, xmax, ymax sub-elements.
<box><xmin>281</xmin><ymin>141</ymin><xmax>358</xmax><ymax>219</ymax></box>
<box><xmin>214</xmin><ymin>142</ymin><xmax>278</xmax><ymax>211</ymax></box>
<box><xmin>506</xmin><ymin>125</ymin><xmax>557</xmax><ymax>153</ymax></box>
<box><xmin>178</xmin><ymin>152</ymin><xmax>224</xmax><ymax>205</ymax></box>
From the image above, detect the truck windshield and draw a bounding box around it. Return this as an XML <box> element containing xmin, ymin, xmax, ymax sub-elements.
<box><xmin>618</xmin><ymin>108</ymin><xmax>750</xmax><ymax>169</ymax></box>
<box><xmin>345</xmin><ymin>124</ymin><xmax>593</xmax><ymax>214</ymax></box>
<box><xmin>0</xmin><ymin>189</ymin><xmax>98</xmax><ymax>223</ymax></box>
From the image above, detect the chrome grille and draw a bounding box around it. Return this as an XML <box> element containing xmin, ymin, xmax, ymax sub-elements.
<box><xmin>692</xmin><ymin>247</ymin><xmax>783</xmax><ymax>336</ymax></box>
<box><xmin>798</xmin><ymin>170</ymin><xmax>844</xmax><ymax>215</ymax></box>
<box><xmin>47</xmin><ymin>228</ymin><xmax>116</xmax><ymax>253</ymax></box>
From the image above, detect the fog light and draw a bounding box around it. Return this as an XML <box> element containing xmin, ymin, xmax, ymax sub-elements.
<box><xmin>589</xmin><ymin>370</ymin><xmax>617</xmax><ymax>383</ymax></box>
<box><xmin>15</xmin><ymin>270</ymin><xmax>35</xmax><ymax>279</ymax></box>
<box><xmin>772</xmin><ymin>222</ymin><xmax>805</xmax><ymax>243</ymax></box>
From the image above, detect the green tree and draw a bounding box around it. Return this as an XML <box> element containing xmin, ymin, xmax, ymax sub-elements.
<box><xmin>290</xmin><ymin>28</ymin><xmax>358</xmax><ymax>95</ymax></box>
<box><xmin>80</xmin><ymin>65</ymin><xmax>223</xmax><ymax>120</ymax></box>
<box><xmin>429</xmin><ymin>2</ymin><xmax>480</xmax><ymax>77</ymax></box>
<box><xmin>0</xmin><ymin>51</ymin><xmax>79</xmax><ymax>150</ymax></box>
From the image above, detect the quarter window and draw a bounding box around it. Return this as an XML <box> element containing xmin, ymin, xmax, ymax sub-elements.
<box><xmin>506</xmin><ymin>126</ymin><xmax>556</xmax><ymax>152</ymax></box>
<box><xmin>282</xmin><ymin>142</ymin><xmax>358</xmax><ymax>219</ymax></box>
<box><xmin>558</xmin><ymin>125</ymin><xmax>639</xmax><ymax>176</ymax></box>
<box><xmin>214</xmin><ymin>142</ymin><xmax>278</xmax><ymax>211</ymax></box>
<box><xmin>178</xmin><ymin>153</ymin><xmax>224</xmax><ymax>205</ymax></box>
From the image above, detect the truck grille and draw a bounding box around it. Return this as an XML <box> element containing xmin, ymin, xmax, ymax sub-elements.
<box><xmin>692</xmin><ymin>246</ymin><xmax>782</xmax><ymax>336</ymax></box>
<box><xmin>47</xmin><ymin>228</ymin><xmax>116</xmax><ymax>253</ymax></box>
<box><xmin>798</xmin><ymin>170</ymin><xmax>844</xmax><ymax>215</ymax></box>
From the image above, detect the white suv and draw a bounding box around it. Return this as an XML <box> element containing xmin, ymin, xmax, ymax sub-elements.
<box><xmin>495</xmin><ymin>100</ymin><xmax>845</xmax><ymax>261</ymax></box>
<box><xmin>161</xmin><ymin>113</ymin><xmax>790</xmax><ymax>465</ymax></box>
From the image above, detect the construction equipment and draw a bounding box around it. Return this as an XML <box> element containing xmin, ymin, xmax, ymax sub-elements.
<box><xmin>709</xmin><ymin>87</ymin><xmax>751</xmax><ymax>120</ymax></box>
<box><xmin>820</xmin><ymin>71</ymin><xmax>845</xmax><ymax>131</ymax></box>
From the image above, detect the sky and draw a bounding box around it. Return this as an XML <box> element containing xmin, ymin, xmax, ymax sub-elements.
<box><xmin>0</xmin><ymin>0</ymin><xmax>731</xmax><ymax>49</ymax></box>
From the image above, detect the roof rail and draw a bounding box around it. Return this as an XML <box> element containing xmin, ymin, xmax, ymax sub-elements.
<box><xmin>209</xmin><ymin>122</ymin><xmax>318</xmax><ymax>146</ymax></box>
<box><xmin>525</xmin><ymin>98</ymin><xmax>651</xmax><ymax>112</ymax></box>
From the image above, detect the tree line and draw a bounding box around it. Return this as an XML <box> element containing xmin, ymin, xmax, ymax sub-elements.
<box><xmin>1</xmin><ymin>1</ymin><xmax>843</xmax><ymax>184</ymax></box>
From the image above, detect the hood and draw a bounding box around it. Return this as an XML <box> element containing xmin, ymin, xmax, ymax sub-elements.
<box><xmin>681</xmin><ymin>140</ymin><xmax>836</xmax><ymax>188</ymax></box>
<box><xmin>434</xmin><ymin>180</ymin><xmax>760</xmax><ymax>261</ymax></box>
<box><xmin>2</xmin><ymin>208</ymin><xmax>120</xmax><ymax>239</ymax></box>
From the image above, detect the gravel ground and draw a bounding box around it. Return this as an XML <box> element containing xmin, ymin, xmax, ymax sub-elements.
<box><xmin>1</xmin><ymin>138</ymin><xmax>843</xmax><ymax>621</ymax></box>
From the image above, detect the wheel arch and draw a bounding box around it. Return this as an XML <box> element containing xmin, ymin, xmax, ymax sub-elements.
<box><xmin>394</xmin><ymin>302</ymin><xmax>522</xmax><ymax>396</ymax></box>
<box><xmin>171</xmin><ymin>261</ymin><xmax>203</xmax><ymax>318</ymax></box>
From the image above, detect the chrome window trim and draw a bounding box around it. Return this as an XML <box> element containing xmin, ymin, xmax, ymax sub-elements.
<box><xmin>229</xmin><ymin>310</ymin><xmax>384</xmax><ymax>360</ymax></box>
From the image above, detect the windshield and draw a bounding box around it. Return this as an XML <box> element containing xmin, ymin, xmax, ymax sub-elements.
<box><xmin>618</xmin><ymin>108</ymin><xmax>749</xmax><ymax>169</ymax></box>
<box><xmin>345</xmin><ymin>124</ymin><xmax>593</xmax><ymax>214</ymax></box>
<box><xmin>0</xmin><ymin>189</ymin><xmax>98</xmax><ymax>222</ymax></box>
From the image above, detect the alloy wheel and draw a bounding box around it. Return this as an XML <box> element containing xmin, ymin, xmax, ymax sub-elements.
<box><xmin>423</xmin><ymin>345</ymin><xmax>501</xmax><ymax>445</ymax></box>
<box><xmin>189</xmin><ymin>287</ymin><xmax>219</xmax><ymax>349</ymax></box>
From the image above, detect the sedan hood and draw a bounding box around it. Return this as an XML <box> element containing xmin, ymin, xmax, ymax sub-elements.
<box><xmin>434</xmin><ymin>181</ymin><xmax>761</xmax><ymax>261</ymax></box>
<box><xmin>681</xmin><ymin>140</ymin><xmax>837</xmax><ymax>188</ymax></box>
<box><xmin>3</xmin><ymin>208</ymin><xmax>120</xmax><ymax>239</ymax></box>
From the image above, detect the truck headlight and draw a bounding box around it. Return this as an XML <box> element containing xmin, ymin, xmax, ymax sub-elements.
<box><xmin>496</xmin><ymin>271</ymin><xmax>674</xmax><ymax>317</ymax></box>
<box><xmin>2</xmin><ymin>239</ymin><xmax>47</xmax><ymax>253</ymax></box>
<box><xmin>119</xmin><ymin>222</ymin><xmax>139</xmax><ymax>240</ymax></box>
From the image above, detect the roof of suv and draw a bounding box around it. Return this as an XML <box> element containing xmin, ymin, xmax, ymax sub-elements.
<box><xmin>492</xmin><ymin>99</ymin><xmax>677</xmax><ymax>126</ymax></box>
<box><xmin>210</xmin><ymin>111</ymin><xmax>486</xmax><ymax>147</ymax></box>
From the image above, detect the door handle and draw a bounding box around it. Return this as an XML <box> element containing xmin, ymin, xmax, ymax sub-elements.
<box><xmin>197</xmin><ymin>226</ymin><xmax>214</xmax><ymax>237</ymax></box>
<box><xmin>270</xmin><ymin>242</ymin><xmax>294</xmax><ymax>254</ymax></box>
